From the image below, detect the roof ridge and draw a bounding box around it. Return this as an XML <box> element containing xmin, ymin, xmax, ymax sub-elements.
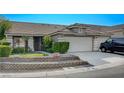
<box><xmin>112</xmin><ymin>24</ymin><xmax>124</xmax><ymax>27</ymax></box>
<box><xmin>70</xmin><ymin>23</ymin><xmax>110</xmax><ymax>27</ymax></box>
<box><xmin>10</xmin><ymin>21</ymin><xmax>67</xmax><ymax>26</ymax></box>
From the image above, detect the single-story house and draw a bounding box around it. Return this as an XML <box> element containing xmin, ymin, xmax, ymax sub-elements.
<box><xmin>5</xmin><ymin>21</ymin><xmax>124</xmax><ymax>52</ymax></box>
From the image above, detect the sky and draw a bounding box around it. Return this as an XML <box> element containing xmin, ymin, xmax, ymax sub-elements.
<box><xmin>1</xmin><ymin>14</ymin><xmax>124</xmax><ymax>26</ymax></box>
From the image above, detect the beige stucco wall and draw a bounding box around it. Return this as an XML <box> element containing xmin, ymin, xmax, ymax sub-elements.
<box><xmin>6</xmin><ymin>35</ymin><xmax>13</xmax><ymax>47</ymax></box>
<box><xmin>93</xmin><ymin>36</ymin><xmax>109</xmax><ymax>51</ymax></box>
<box><xmin>52</xmin><ymin>35</ymin><xmax>64</xmax><ymax>42</ymax></box>
<box><xmin>28</xmin><ymin>37</ymin><xmax>34</xmax><ymax>51</ymax></box>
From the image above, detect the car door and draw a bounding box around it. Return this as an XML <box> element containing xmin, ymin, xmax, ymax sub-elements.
<box><xmin>105</xmin><ymin>39</ymin><xmax>113</xmax><ymax>50</ymax></box>
<box><xmin>113</xmin><ymin>38</ymin><xmax>124</xmax><ymax>52</ymax></box>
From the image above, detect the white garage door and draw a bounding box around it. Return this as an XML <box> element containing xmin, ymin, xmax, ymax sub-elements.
<box><xmin>64</xmin><ymin>37</ymin><xmax>92</xmax><ymax>52</ymax></box>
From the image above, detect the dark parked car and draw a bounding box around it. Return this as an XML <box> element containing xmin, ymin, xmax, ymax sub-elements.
<box><xmin>100</xmin><ymin>38</ymin><xmax>124</xmax><ymax>53</ymax></box>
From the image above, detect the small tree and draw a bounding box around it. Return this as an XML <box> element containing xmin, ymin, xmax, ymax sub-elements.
<box><xmin>22</xmin><ymin>35</ymin><xmax>30</xmax><ymax>53</ymax></box>
<box><xmin>43</xmin><ymin>35</ymin><xmax>53</xmax><ymax>50</ymax></box>
<box><xmin>0</xmin><ymin>17</ymin><xmax>12</xmax><ymax>40</ymax></box>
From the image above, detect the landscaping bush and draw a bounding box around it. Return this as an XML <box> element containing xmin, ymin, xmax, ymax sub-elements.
<box><xmin>0</xmin><ymin>45</ymin><xmax>12</xmax><ymax>57</ymax></box>
<box><xmin>12</xmin><ymin>47</ymin><xmax>25</xmax><ymax>54</ymax></box>
<box><xmin>43</xmin><ymin>35</ymin><xmax>53</xmax><ymax>50</ymax></box>
<box><xmin>0</xmin><ymin>41</ymin><xmax>10</xmax><ymax>46</ymax></box>
<box><xmin>52</xmin><ymin>42</ymin><xmax>69</xmax><ymax>53</ymax></box>
<box><xmin>46</xmin><ymin>48</ymin><xmax>53</xmax><ymax>53</ymax></box>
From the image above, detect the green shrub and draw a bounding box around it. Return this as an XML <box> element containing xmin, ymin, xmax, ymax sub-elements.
<box><xmin>46</xmin><ymin>48</ymin><xmax>53</xmax><ymax>53</ymax></box>
<box><xmin>60</xmin><ymin>42</ymin><xmax>69</xmax><ymax>53</ymax></box>
<box><xmin>52</xmin><ymin>42</ymin><xmax>60</xmax><ymax>53</ymax></box>
<box><xmin>0</xmin><ymin>41</ymin><xmax>10</xmax><ymax>46</ymax></box>
<box><xmin>43</xmin><ymin>35</ymin><xmax>53</xmax><ymax>50</ymax></box>
<box><xmin>12</xmin><ymin>47</ymin><xmax>25</xmax><ymax>54</ymax></box>
<box><xmin>52</xmin><ymin>42</ymin><xmax>69</xmax><ymax>53</ymax></box>
<box><xmin>0</xmin><ymin>45</ymin><xmax>12</xmax><ymax>57</ymax></box>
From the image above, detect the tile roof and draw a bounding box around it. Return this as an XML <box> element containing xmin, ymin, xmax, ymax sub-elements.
<box><xmin>50</xmin><ymin>23</ymin><xmax>112</xmax><ymax>36</ymax></box>
<box><xmin>6</xmin><ymin>21</ymin><xmax>66</xmax><ymax>36</ymax></box>
<box><xmin>6</xmin><ymin>22</ymin><xmax>124</xmax><ymax>36</ymax></box>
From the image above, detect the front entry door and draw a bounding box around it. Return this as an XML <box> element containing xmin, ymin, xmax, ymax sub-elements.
<box><xmin>33</xmin><ymin>37</ymin><xmax>42</xmax><ymax>51</ymax></box>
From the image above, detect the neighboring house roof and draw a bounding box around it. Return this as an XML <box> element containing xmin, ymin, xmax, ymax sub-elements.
<box><xmin>6</xmin><ymin>21</ymin><xmax>66</xmax><ymax>36</ymax></box>
<box><xmin>49</xmin><ymin>28</ymin><xmax>111</xmax><ymax>36</ymax></box>
<box><xmin>6</xmin><ymin>21</ymin><xmax>124</xmax><ymax>37</ymax></box>
<box><xmin>50</xmin><ymin>23</ymin><xmax>112</xmax><ymax>36</ymax></box>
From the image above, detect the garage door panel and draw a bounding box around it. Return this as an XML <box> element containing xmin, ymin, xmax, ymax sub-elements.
<box><xmin>64</xmin><ymin>37</ymin><xmax>92</xmax><ymax>52</ymax></box>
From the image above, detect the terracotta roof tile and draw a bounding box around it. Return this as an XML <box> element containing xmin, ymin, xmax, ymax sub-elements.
<box><xmin>6</xmin><ymin>21</ymin><xmax>66</xmax><ymax>36</ymax></box>
<box><xmin>6</xmin><ymin>22</ymin><xmax>124</xmax><ymax>36</ymax></box>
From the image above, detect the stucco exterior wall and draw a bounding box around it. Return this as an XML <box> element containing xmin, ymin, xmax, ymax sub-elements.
<box><xmin>52</xmin><ymin>35</ymin><xmax>64</xmax><ymax>42</ymax></box>
<box><xmin>93</xmin><ymin>36</ymin><xmax>109</xmax><ymax>51</ymax></box>
<box><xmin>6</xmin><ymin>35</ymin><xmax>13</xmax><ymax>46</ymax></box>
<box><xmin>28</xmin><ymin>37</ymin><xmax>34</xmax><ymax>51</ymax></box>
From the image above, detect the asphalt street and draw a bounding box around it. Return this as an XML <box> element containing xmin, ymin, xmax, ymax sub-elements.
<box><xmin>63</xmin><ymin>64</ymin><xmax>124</xmax><ymax>78</ymax></box>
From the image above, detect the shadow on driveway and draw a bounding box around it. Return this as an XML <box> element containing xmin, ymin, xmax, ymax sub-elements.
<box><xmin>112</xmin><ymin>52</ymin><xmax>124</xmax><ymax>56</ymax></box>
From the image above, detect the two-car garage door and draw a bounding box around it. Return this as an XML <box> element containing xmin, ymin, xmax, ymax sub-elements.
<box><xmin>64</xmin><ymin>37</ymin><xmax>93</xmax><ymax>52</ymax></box>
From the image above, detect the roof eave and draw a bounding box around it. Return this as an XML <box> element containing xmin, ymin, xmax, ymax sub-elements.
<box><xmin>6</xmin><ymin>33</ymin><xmax>45</xmax><ymax>36</ymax></box>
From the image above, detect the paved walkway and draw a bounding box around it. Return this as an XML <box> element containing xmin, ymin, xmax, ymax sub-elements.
<box><xmin>70</xmin><ymin>52</ymin><xmax>124</xmax><ymax>66</ymax></box>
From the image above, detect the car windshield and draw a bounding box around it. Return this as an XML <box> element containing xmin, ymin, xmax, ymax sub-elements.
<box><xmin>113</xmin><ymin>38</ymin><xmax>124</xmax><ymax>43</ymax></box>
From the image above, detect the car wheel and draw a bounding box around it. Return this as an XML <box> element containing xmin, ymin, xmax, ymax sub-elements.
<box><xmin>101</xmin><ymin>47</ymin><xmax>106</xmax><ymax>52</ymax></box>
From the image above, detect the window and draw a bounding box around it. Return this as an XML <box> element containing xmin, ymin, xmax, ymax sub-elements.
<box><xmin>106</xmin><ymin>39</ymin><xmax>113</xmax><ymax>43</ymax></box>
<box><xmin>113</xmin><ymin>38</ymin><xmax>124</xmax><ymax>43</ymax></box>
<box><xmin>13</xmin><ymin>37</ymin><xmax>25</xmax><ymax>47</ymax></box>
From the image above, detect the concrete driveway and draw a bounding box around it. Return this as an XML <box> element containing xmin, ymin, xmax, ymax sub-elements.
<box><xmin>70</xmin><ymin>52</ymin><xmax>124</xmax><ymax>66</ymax></box>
